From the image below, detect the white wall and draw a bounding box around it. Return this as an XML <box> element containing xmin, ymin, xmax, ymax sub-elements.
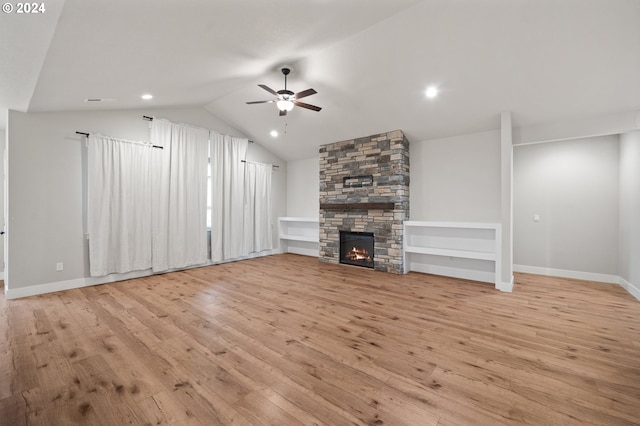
<box><xmin>286</xmin><ymin>157</ymin><xmax>319</xmax><ymax>218</ymax></box>
<box><xmin>619</xmin><ymin>130</ymin><xmax>640</xmax><ymax>292</ymax></box>
<box><xmin>6</xmin><ymin>107</ymin><xmax>286</xmax><ymax>292</ymax></box>
<box><xmin>409</xmin><ymin>130</ymin><xmax>501</xmax><ymax>222</ymax></box>
<box><xmin>513</xmin><ymin>135</ymin><xmax>620</xmax><ymax>276</ymax></box>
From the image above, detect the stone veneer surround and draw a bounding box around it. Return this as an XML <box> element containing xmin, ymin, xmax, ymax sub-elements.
<box><xmin>319</xmin><ymin>130</ymin><xmax>410</xmax><ymax>273</ymax></box>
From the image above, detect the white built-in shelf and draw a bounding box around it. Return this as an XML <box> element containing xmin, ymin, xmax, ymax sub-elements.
<box><xmin>403</xmin><ymin>221</ymin><xmax>501</xmax><ymax>289</ymax></box>
<box><xmin>278</xmin><ymin>217</ymin><xmax>320</xmax><ymax>257</ymax></box>
<box><xmin>279</xmin><ymin>234</ymin><xmax>319</xmax><ymax>243</ymax></box>
<box><xmin>404</xmin><ymin>246</ymin><xmax>496</xmax><ymax>261</ymax></box>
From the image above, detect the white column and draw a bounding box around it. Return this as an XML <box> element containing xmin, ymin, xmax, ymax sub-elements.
<box><xmin>498</xmin><ymin>111</ymin><xmax>514</xmax><ymax>292</ymax></box>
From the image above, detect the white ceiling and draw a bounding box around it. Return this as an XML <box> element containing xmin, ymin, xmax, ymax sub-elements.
<box><xmin>2</xmin><ymin>0</ymin><xmax>639</xmax><ymax>160</ymax></box>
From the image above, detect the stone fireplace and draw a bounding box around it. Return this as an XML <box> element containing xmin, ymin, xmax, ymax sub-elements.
<box><xmin>319</xmin><ymin>130</ymin><xmax>409</xmax><ymax>273</ymax></box>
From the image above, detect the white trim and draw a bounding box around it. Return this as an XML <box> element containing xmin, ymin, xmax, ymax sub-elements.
<box><xmin>404</xmin><ymin>246</ymin><xmax>496</xmax><ymax>261</ymax></box>
<box><xmin>404</xmin><ymin>221</ymin><xmax>500</xmax><ymax>229</ymax></box>
<box><xmin>6</xmin><ymin>270</ymin><xmax>152</xmax><ymax>299</ymax></box>
<box><xmin>409</xmin><ymin>263</ymin><xmax>495</xmax><ymax>285</ymax></box>
<box><xmin>278</xmin><ymin>217</ymin><xmax>319</xmax><ymax>223</ymax></box>
<box><xmin>513</xmin><ymin>264</ymin><xmax>619</xmax><ymax>284</ymax></box>
<box><xmin>618</xmin><ymin>276</ymin><xmax>640</xmax><ymax>302</ymax></box>
<box><xmin>514</xmin><ymin>264</ymin><xmax>640</xmax><ymax>302</ymax></box>
<box><xmin>5</xmin><ymin>249</ymin><xmax>278</xmax><ymax>300</ymax></box>
<box><xmin>496</xmin><ymin>275</ymin><xmax>514</xmax><ymax>293</ymax></box>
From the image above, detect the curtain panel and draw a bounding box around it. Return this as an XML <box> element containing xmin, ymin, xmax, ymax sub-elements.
<box><xmin>243</xmin><ymin>162</ymin><xmax>274</xmax><ymax>254</ymax></box>
<box><xmin>87</xmin><ymin>122</ymin><xmax>274</xmax><ymax>277</ymax></box>
<box><xmin>210</xmin><ymin>134</ymin><xmax>249</xmax><ymax>262</ymax></box>
<box><xmin>87</xmin><ymin>134</ymin><xmax>153</xmax><ymax>276</ymax></box>
<box><xmin>151</xmin><ymin>119</ymin><xmax>210</xmax><ymax>272</ymax></box>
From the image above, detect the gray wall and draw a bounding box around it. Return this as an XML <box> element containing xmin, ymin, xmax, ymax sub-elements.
<box><xmin>513</xmin><ymin>135</ymin><xmax>620</xmax><ymax>275</ymax></box>
<box><xmin>619</xmin><ymin>130</ymin><xmax>640</xmax><ymax>286</ymax></box>
<box><xmin>6</xmin><ymin>107</ymin><xmax>286</xmax><ymax>290</ymax></box>
<box><xmin>286</xmin><ymin>157</ymin><xmax>319</xmax><ymax>218</ymax></box>
<box><xmin>409</xmin><ymin>130</ymin><xmax>501</xmax><ymax>222</ymax></box>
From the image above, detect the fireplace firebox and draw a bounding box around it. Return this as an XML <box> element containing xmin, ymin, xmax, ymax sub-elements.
<box><xmin>339</xmin><ymin>231</ymin><xmax>374</xmax><ymax>269</ymax></box>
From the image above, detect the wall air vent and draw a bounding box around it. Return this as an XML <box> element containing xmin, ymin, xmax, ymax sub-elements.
<box><xmin>83</xmin><ymin>98</ymin><xmax>117</xmax><ymax>103</ymax></box>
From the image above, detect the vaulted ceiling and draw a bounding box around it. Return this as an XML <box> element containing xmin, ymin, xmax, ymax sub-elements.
<box><xmin>2</xmin><ymin>0</ymin><xmax>639</xmax><ymax>160</ymax></box>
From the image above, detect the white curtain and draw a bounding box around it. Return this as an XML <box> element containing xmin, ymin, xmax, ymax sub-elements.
<box><xmin>210</xmin><ymin>134</ymin><xmax>248</xmax><ymax>261</ymax></box>
<box><xmin>243</xmin><ymin>162</ymin><xmax>273</xmax><ymax>254</ymax></box>
<box><xmin>151</xmin><ymin>119</ymin><xmax>209</xmax><ymax>271</ymax></box>
<box><xmin>87</xmin><ymin>134</ymin><xmax>152</xmax><ymax>276</ymax></box>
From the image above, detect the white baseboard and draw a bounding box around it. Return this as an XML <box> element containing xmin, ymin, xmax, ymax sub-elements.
<box><xmin>514</xmin><ymin>264</ymin><xmax>639</xmax><ymax>302</ymax></box>
<box><xmin>513</xmin><ymin>264</ymin><xmax>619</xmax><ymax>284</ymax></box>
<box><xmin>496</xmin><ymin>275</ymin><xmax>514</xmax><ymax>293</ymax></box>
<box><xmin>6</xmin><ymin>269</ymin><xmax>155</xmax><ymax>299</ymax></box>
<box><xmin>618</xmin><ymin>276</ymin><xmax>640</xmax><ymax>301</ymax></box>
<box><xmin>407</xmin><ymin>263</ymin><xmax>515</xmax><ymax>292</ymax></box>
<box><xmin>5</xmin><ymin>249</ymin><xmax>278</xmax><ymax>300</ymax></box>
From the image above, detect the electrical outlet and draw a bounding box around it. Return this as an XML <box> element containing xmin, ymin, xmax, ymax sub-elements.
<box><xmin>56</xmin><ymin>262</ymin><xmax>64</xmax><ymax>271</ymax></box>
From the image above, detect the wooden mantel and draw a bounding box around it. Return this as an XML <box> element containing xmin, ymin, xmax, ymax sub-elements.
<box><xmin>319</xmin><ymin>202</ymin><xmax>395</xmax><ymax>211</ymax></box>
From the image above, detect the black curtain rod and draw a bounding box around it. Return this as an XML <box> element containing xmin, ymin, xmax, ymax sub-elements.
<box><xmin>142</xmin><ymin>116</ymin><xmax>253</xmax><ymax>143</ymax></box>
<box><xmin>76</xmin><ymin>131</ymin><xmax>163</xmax><ymax>149</ymax></box>
<box><xmin>241</xmin><ymin>160</ymin><xmax>279</xmax><ymax>169</ymax></box>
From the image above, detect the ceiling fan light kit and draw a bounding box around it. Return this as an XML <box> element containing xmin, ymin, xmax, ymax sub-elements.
<box><xmin>246</xmin><ymin>67</ymin><xmax>322</xmax><ymax>116</ymax></box>
<box><xmin>276</xmin><ymin>99</ymin><xmax>294</xmax><ymax>112</ymax></box>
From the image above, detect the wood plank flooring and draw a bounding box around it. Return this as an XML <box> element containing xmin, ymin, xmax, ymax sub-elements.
<box><xmin>1</xmin><ymin>253</ymin><xmax>640</xmax><ymax>425</ymax></box>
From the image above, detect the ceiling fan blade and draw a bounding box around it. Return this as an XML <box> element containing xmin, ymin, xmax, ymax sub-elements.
<box><xmin>294</xmin><ymin>101</ymin><xmax>322</xmax><ymax>112</ymax></box>
<box><xmin>294</xmin><ymin>88</ymin><xmax>317</xmax><ymax>100</ymax></box>
<box><xmin>279</xmin><ymin>109</ymin><xmax>287</xmax><ymax>117</ymax></box>
<box><xmin>258</xmin><ymin>84</ymin><xmax>279</xmax><ymax>97</ymax></box>
<box><xmin>246</xmin><ymin>100</ymin><xmax>275</xmax><ymax>104</ymax></box>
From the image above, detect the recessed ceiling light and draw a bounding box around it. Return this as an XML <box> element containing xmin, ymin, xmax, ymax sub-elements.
<box><xmin>270</xmin><ymin>130</ymin><xmax>279</xmax><ymax>138</ymax></box>
<box><xmin>425</xmin><ymin>86</ymin><xmax>438</xmax><ymax>99</ymax></box>
<box><xmin>141</xmin><ymin>94</ymin><xmax>153</xmax><ymax>100</ymax></box>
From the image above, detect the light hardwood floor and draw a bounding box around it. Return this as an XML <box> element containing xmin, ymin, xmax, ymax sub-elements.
<box><xmin>1</xmin><ymin>254</ymin><xmax>640</xmax><ymax>425</ymax></box>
